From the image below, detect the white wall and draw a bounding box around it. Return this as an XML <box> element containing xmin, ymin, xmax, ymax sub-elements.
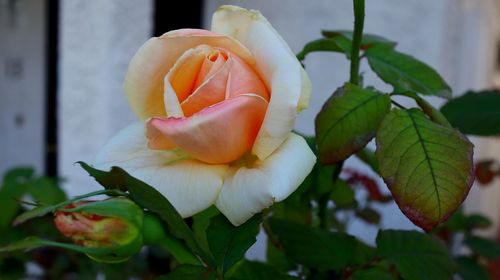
<box><xmin>58</xmin><ymin>0</ymin><xmax>153</xmax><ymax>196</ymax></box>
<box><xmin>0</xmin><ymin>0</ymin><xmax>46</xmax><ymax>176</ymax></box>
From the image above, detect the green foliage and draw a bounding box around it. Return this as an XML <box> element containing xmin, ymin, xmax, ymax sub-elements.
<box><xmin>13</xmin><ymin>189</ymin><xmax>124</xmax><ymax>226</ymax></box>
<box><xmin>206</xmin><ymin>214</ymin><xmax>261</xmax><ymax>272</ymax></box>
<box><xmin>0</xmin><ymin>168</ymin><xmax>33</xmax><ymax>228</ymax></box>
<box><xmin>441</xmin><ymin>90</ymin><xmax>500</xmax><ymax>136</ymax></box>
<box><xmin>376</xmin><ymin>109</ymin><xmax>474</xmax><ymax>230</ymax></box>
<box><xmin>192</xmin><ymin>206</ymin><xmax>220</xmax><ymax>255</ymax></box>
<box><xmin>365</xmin><ymin>45</ymin><xmax>452</xmax><ymax>98</ymax></box>
<box><xmin>322</xmin><ymin>30</ymin><xmax>397</xmax><ymax>50</ymax></box>
<box><xmin>315</xmin><ymin>83</ymin><xmax>391</xmax><ymax>164</ymax></box>
<box><xmin>376</xmin><ymin>230</ymin><xmax>456</xmax><ymax>280</ymax></box>
<box><xmin>156</xmin><ymin>264</ymin><xmax>216</xmax><ymax>280</ymax></box>
<box><xmin>226</xmin><ymin>260</ymin><xmax>298</xmax><ymax>280</ymax></box>
<box><xmin>397</xmin><ymin>91</ymin><xmax>452</xmax><ymax>127</ymax></box>
<box><xmin>268</xmin><ymin>218</ymin><xmax>374</xmax><ymax>271</ymax></box>
<box><xmin>266</xmin><ymin>239</ymin><xmax>296</xmax><ymax>272</ymax></box>
<box><xmin>330</xmin><ymin>179</ymin><xmax>355</xmax><ymax>208</ymax></box>
<box><xmin>29</xmin><ymin>177</ymin><xmax>66</xmax><ymax>205</ymax></box>
<box><xmin>442</xmin><ymin>209</ymin><xmax>492</xmax><ymax>232</ymax></box>
<box><xmin>455</xmin><ymin>256</ymin><xmax>490</xmax><ymax>280</ymax></box>
<box><xmin>297</xmin><ymin>37</ymin><xmax>351</xmax><ymax>61</ymax></box>
<box><xmin>0</xmin><ymin>167</ymin><xmax>67</xmax><ymax>229</ymax></box>
<box><xmin>297</xmin><ymin>30</ymin><xmax>396</xmax><ymax>61</ymax></box>
<box><xmin>348</xmin><ymin>266</ymin><xmax>396</xmax><ymax>280</ymax></box>
<box><xmin>463</xmin><ymin>236</ymin><xmax>500</xmax><ymax>260</ymax></box>
<box><xmin>0</xmin><ymin>236</ymin><xmax>121</xmax><ymax>258</ymax></box>
<box><xmin>355</xmin><ymin>148</ymin><xmax>380</xmax><ymax>174</ymax></box>
<box><xmin>141</xmin><ymin>213</ymin><xmax>200</xmax><ymax>265</ymax></box>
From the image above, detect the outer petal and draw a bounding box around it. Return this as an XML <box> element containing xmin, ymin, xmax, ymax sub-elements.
<box><xmin>215</xmin><ymin>133</ymin><xmax>316</xmax><ymax>225</ymax></box>
<box><xmin>94</xmin><ymin>122</ymin><xmax>228</xmax><ymax>217</ymax></box>
<box><xmin>212</xmin><ymin>6</ymin><xmax>312</xmax><ymax>160</ymax></box>
<box><xmin>124</xmin><ymin>28</ymin><xmax>255</xmax><ymax>120</ymax></box>
<box><xmin>148</xmin><ymin>94</ymin><xmax>268</xmax><ymax>164</ymax></box>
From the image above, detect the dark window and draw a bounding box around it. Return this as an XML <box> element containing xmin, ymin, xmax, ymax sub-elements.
<box><xmin>154</xmin><ymin>0</ymin><xmax>203</xmax><ymax>36</ymax></box>
<box><xmin>45</xmin><ymin>0</ymin><xmax>59</xmax><ymax>177</ymax></box>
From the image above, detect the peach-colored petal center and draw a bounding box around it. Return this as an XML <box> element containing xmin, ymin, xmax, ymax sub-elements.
<box><xmin>147</xmin><ymin>94</ymin><xmax>268</xmax><ymax>164</ymax></box>
<box><xmin>149</xmin><ymin>40</ymin><xmax>270</xmax><ymax>163</ymax></box>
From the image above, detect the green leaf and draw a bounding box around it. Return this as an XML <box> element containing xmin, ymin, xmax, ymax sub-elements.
<box><xmin>272</xmin><ymin>197</ymin><xmax>312</xmax><ymax>225</ymax></box>
<box><xmin>0</xmin><ymin>236</ymin><xmax>112</xmax><ymax>256</ymax></box>
<box><xmin>192</xmin><ymin>206</ymin><xmax>220</xmax><ymax>254</ymax></box>
<box><xmin>0</xmin><ymin>167</ymin><xmax>33</xmax><ymax>228</ymax></box>
<box><xmin>77</xmin><ymin>161</ymin><xmax>127</xmax><ymax>191</ymax></box>
<box><xmin>78</xmin><ymin>163</ymin><xmax>214</xmax><ymax>266</ymax></box>
<box><xmin>455</xmin><ymin>256</ymin><xmax>490</xmax><ymax>280</ymax></box>
<box><xmin>376</xmin><ymin>230</ymin><xmax>456</xmax><ymax>280</ymax></box>
<box><xmin>12</xmin><ymin>204</ymin><xmax>58</xmax><ymax>226</ymax></box>
<box><xmin>297</xmin><ymin>31</ymin><xmax>396</xmax><ymax>62</ymax></box>
<box><xmin>376</xmin><ymin>109</ymin><xmax>474</xmax><ymax>230</ymax></box>
<box><xmin>441</xmin><ymin>90</ymin><xmax>500</xmax><ymax>136</ymax></box>
<box><xmin>142</xmin><ymin>213</ymin><xmax>200</xmax><ymax>265</ymax></box>
<box><xmin>156</xmin><ymin>264</ymin><xmax>216</xmax><ymax>280</ymax></box>
<box><xmin>12</xmin><ymin>189</ymin><xmax>124</xmax><ymax>226</ymax></box>
<box><xmin>398</xmin><ymin>91</ymin><xmax>452</xmax><ymax>127</ymax></box>
<box><xmin>297</xmin><ymin>37</ymin><xmax>352</xmax><ymax>61</ymax></box>
<box><xmin>365</xmin><ymin>46</ymin><xmax>452</xmax><ymax>98</ymax></box>
<box><xmin>355</xmin><ymin>148</ymin><xmax>380</xmax><ymax>174</ymax></box>
<box><xmin>348</xmin><ymin>266</ymin><xmax>396</xmax><ymax>280</ymax></box>
<box><xmin>464</xmin><ymin>236</ymin><xmax>500</xmax><ymax>259</ymax></box>
<box><xmin>206</xmin><ymin>214</ymin><xmax>261</xmax><ymax>272</ymax></box>
<box><xmin>316</xmin><ymin>83</ymin><xmax>391</xmax><ymax>164</ymax></box>
<box><xmin>443</xmin><ymin>210</ymin><xmax>492</xmax><ymax>232</ymax></box>
<box><xmin>314</xmin><ymin>164</ymin><xmax>338</xmax><ymax>195</ymax></box>
<box><xmin>266</xmin><ymin>239</ymin><xmax>296</xmax><ymax>272</ymax></box>
<box><xmin>330</xmin><ymin>179</ymin><xmax>355</xmax><ymax>208</ymax></box>
<box><xmin>268</xmin><ymin>218</ymin><xmax>373</xmax><ymax>271</ymax></box>
<box><xmin>322</xmin><ymin>30</ymin><xmax>397</xmax><ymax>50</ymax></box>
<box><xmin>226</xmin><ymin>260</ymin><xmax>298</xmax><ymax>280</ymax></box>
<box><xmin>465</xmin><ymin>214</ymin><xmax>492</xmax><ymax>230</ymax></box>
<box><xmin>29</xmin><ymin>177</ymin><xmax>67</xmax><ymax>205</ymax></box>
<box><xmin>351</xmin><ymin>241</ymin><xmax>377</xmax><ymax>266</ymax></box>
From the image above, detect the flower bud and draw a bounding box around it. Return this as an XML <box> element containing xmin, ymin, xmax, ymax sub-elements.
<box><xmin>54</xmin><ymin>197</ymin><xmax>144</xmax><ymax>263</ymax></box>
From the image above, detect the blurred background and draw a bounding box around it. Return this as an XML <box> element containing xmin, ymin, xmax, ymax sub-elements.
<box><xmin>1</xmin><ymin>0</ymin><xmax>500</xmax><ymax>259</ymax></box>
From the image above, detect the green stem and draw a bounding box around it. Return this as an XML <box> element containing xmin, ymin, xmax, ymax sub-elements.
<box><xmin>318</xmin><ymin>162</ymin><xmax>344</xmax><ymax>229</ymax></box>
<box><xmin>318</xmin><ymin>0</ymin><xmax>365</xmax><ymax>231</ymax></box>
<box><xmin>216</xmin><ymin>267</ymin><xmax>224</xmax><ymax>280</ymax></box>
<box><xmin>349</xmin><ymin>0</ymin><xmax>365</xmax><ymax>85</ymax></box>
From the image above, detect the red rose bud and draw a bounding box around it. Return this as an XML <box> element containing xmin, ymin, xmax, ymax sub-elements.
<box><xmin>54</xmin><ymin>197</ymin><xmax>144</xmax><ymax>263</ymax></box>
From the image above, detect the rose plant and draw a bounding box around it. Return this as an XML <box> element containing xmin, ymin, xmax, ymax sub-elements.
<box><xmin>4</xmin><ymin>2</ymin><xmax>500</xmax><ymax>279</ymax></box>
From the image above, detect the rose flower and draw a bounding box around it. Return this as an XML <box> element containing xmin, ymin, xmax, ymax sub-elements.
<box><xmin>95</xmin><ymin>5</ymin><xmax>315</xmax><ymax>225</ymax></box>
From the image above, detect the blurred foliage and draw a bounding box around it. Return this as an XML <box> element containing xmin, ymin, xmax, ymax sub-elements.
<box><xmin>0</xmin><ymin>167</ymin><xmax>178</xmax><ymax>279</ymax></box>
